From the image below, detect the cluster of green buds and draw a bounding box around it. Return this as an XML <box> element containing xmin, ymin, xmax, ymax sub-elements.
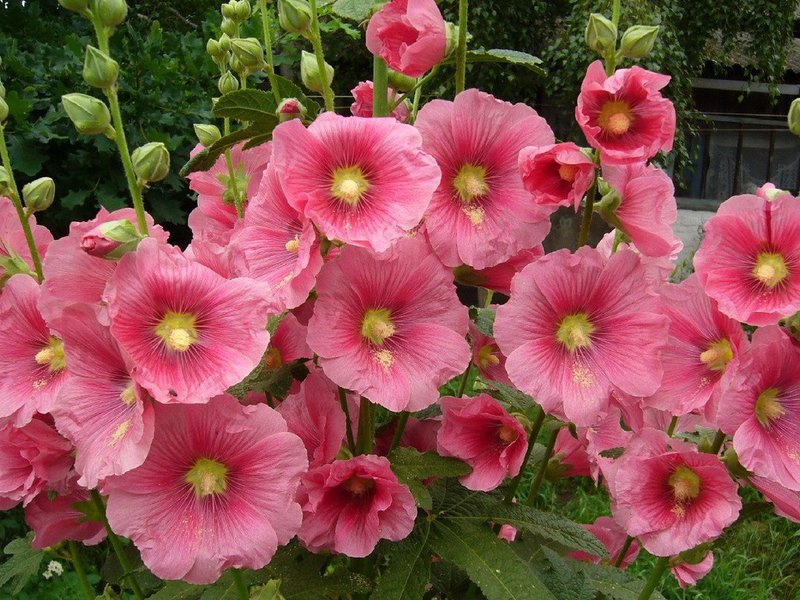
<box><xmin>585</xmin><ymin>13</ymin><xmax>660</xmax><ymax>68</ymax></box>
<box><xmin>207</xmin><ymin>0</ymin><xmax>266</xmax><ymax>95</ymax></box>
<box><xmin>276</xmin><ymin>0</ymin><xmax>335</xmax><ymax>96</ymax></box>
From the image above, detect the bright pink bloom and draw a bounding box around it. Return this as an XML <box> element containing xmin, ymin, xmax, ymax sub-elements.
<box><xmin>716</xmin><ymin>327</ymin><xmax>800</xmax><ymax>490</ymax></box>
<box><xmin>105</xmin><ymin>238</ymin><xmax>270</xmax><ymax>404</ymax></box>
<box><xmin>610</xmin><ymin>429</ymin><xmax>740</xmax><ymax>556</ymax></box>
<box><xmin>585</xmin><ymin>405</ymin><xmax>634</xmax><ymax>482</ymax></box>
<box><xmin>104</xmin><ymin>394</ymin><xmax>307</xmax><ymax>584</ymax></box>
<box><xmin>551</xmin><ymin>428</ymin><xmax>592</xmax><ymax>478</ymax></box>
<box><xmin>307</xmin><ymin>237</ymin><xmax>470</xmax><ymax>412</ymax></box>
<box><xmin>184</xmin><ymin>238</ymin><xmax>233</xmax><ymax>279</ymax></box>
<box><xmin>569</xmin><ymin>516</ymin><xmax>640</xmax><ymax>569</ymax></box>
<box><xmin>272</xmin><ymin>113</ymin><xmax>440</xmax><ymax>252</ymax></box>
<box><xmin>498</xmin><ymin>524</ymin><xmax>518</xmax><ymax>543</ymax></box>
<box><xmin>0</xmin><ymin>417</ymin><xmax>73</xmax><ymax>508</ymax></box>
<box><xmin>350</xmin><ymin>81</ymin><xmax>410</xmax><ymax>122</ymax></box>
<box><xmin>264</xmin><ymin>313</ymin><xmax>312</xmax><ymax>371</ymax></box>
<box><xmin>469</xmin><ymin>320</ymin><xmax>512</xmax><ymax>386</ymax></box>
<box><xmin>602</xmin><ymin>162</ymin><xmax>681</xmax><ymax>257</ymax></box>
<box><xmin>229</xmin><ymin>163</ymin><xmax>323</xmax><ymax>312</ymax></box>
<box><xmin>454</xmin><ymin>246</ymin><xmax>544</xmax><ymax>296</ymax></box>
<box><xmin>596</xmin><ymin>232</ymin><xmax>677</xmax><ymax>289</ymax></box>
<box><xmin>495</xmin><ymin>247</ymin><xmax>669</xmax><ymax>426</ymax></box>
<box><xmin>645</xmin><ymin>275</ymin><xmax>748</xmax><ymax>417</ymax></box>
<box><xmin>756</xmin><ymin>182</ymin><xmax>793</xmax><ymax>202</ymax></box>
<box><xmin>437</xmin><ymin>394</ymin><xmax>527</xmax><ymax>492</ymax></box>
<box><xmin>0</xmin><ymin>275</ymin><xmax>69</xmax><ymax>424</ymax></box>
<box><xmin>365</xmin><ymin>0</ymin><xmax>446</xmax><ymax>78</ymax></box>
<box><xmin>416</xmin><ymin>89</ymin><xmax>554</xmax><ymax>269</ymax></box>
<box><xmin>297</xmin><ymin>455</ymin><xmax>416</xmax><ymax>557</ymax></box>
<box><xmin>25</xmin><ymin>485</ymin><xmax>106</xmax><ymax>549</ymax></box>
<box><xmin>672</xmin><ymin>552</ymin><xmax>714</xmax><ymax>588</ymax></box>
<box><xmin>749</xmin><ymin>474</ymin><xmax>800</xmax><ymax>523</ymax></box>
<box><xmin>694</xmin><ymin>193</ymin><xmax>800</xmax><ymax>326</ymax></box>
<box><xmin>576</xmin><ymin>60</ymin><xmax>675</xmax><ymax>165</ymax></box>
<box><xmin>518</xmin><ymin>142</ymin><xmax>596</xmax><ymax>212</ymax></box>
<box><xmin>0</xmin><ymin>196</ymin><xmax>52</xmax><ymax>283</ymax></box>
<box><xmin>52</xmin><ymin>305</ymin><xmax>154</xmax><ymax>489</ymax></box>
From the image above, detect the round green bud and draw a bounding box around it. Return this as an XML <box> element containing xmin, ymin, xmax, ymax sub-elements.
<box><xmin>234</xmin><ymin>0</ymin><xmax>251</xmax><ymax>21</ymax></box>
<box><xmin>788</xmin><ymin>98</ymin><xmax>800</xmax><ymax>137</ymax></box>
<box><xmin>207</xmin><ymin>39</ymin><xmax>223</xmax><ymax>59</ymax></box>
<box><xmin>0</xmin><ymin>97</ymin><xmax>8</xmax><ymax>123</ymax></box>
<box><xmin>218</xmin><ymin>71</ymin><xmax>240</xmax><ymax>95</ymax></box>
<box><xmin>95</xmin><ymin>0</ymin><xmax>128</xmax><ymax>27</ymax></box>
<box><xmin>61</xmin><ymin>93</ymin><xmax>114</xmax><ymax>137</ymax></box>
<box><xmin>83</xmin><ymin>45</ymin><xmax>119</xmax><ymax>89</ymax></box>
<box><xmin>300</xmin><ymin>50</ymin><xmax>333</xmax><ymax>94</ymax></box>
<box><xmin>620</xmin><ymin>25</ymin><xmax>660</xmax><ymax>60</ymax></box>
<box><xmin>585</xmin><ymin>13</ymin><xmax>617</xmax><ymax>57</ymax></box>
<box><xmin>221</xmin><ymin>2</ymin><xmax>237</xmax><ymax>19</ymax></box>
<box><xmin>231</xmin><ymin>37</ymin><xmax>264</xmax><ymax>70</ymax></box>
<box><xmin>131</xmin><ymin>142</ymin><xmax>170</xmax><ymax>184</ymax></box>
<box><xmin>278</xmin><ymin>0</ymin><xmax>312</xmax><ymax>36</ymax></box>
<box><xmin>22</xmin><ymin>177</ymin><xmax>56</xmax><ymax>213</ymax></box>
<box><xmin>218</xmin><ymin>33</ymin><xmax>232</xmax><ymax>52</ymax></box>
<box><xmin>0</xmin><ymin>166</ymin><xmax>12</xmax><ymax>197</ymax></box>
<box><xmin>193</xmin><ymin>124</ymin><xmax>222</xmax><ymax>147</ymax></box>
<box><xmin>387</xmin><ymin>69</ymin><xmax>416</xmax><ymax>93</ymax></box>
<box><xmin>220</xmin><ymin>17</ymin><xmax>237</xmax><ymax>36</ymax></box>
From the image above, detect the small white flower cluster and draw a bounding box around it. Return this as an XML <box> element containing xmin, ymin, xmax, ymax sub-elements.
<box><xmin>42</xmin><ymin>560</ymin><xmax>64</xmax><ymax>580</ymax></box>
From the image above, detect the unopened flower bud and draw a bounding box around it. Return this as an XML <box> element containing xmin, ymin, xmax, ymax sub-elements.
<box><xmin>0</xmin><ymin>81</ymin><xmax>5</xmax><ymax>99</ymax></box>
<box><xmin>300</xmin><ymin>50</ymin><xmax>333</xmax><ymax>94</ymax></box>
<box><xmin>0</xmin><ymin>166</ymin><xmax>11</xmax><ymax>197</ymax></box>
<box><xmin>131</xmin><ymin>142</ymin><xmax>170</xmax><ymax>183</ymax></box>
<box><xmin>234</xmin><ymin>0</ymin><xmax>251</xmax><ymax>21</ymax></box>
<box><xmin>83</xmin><ymin>45</ymin><xmax>119</xmax><ymax>89</ymax></box>
<box><xmin>0</xmin><ymin>97</ymin><xmax>7</xmax><ymax>123</ymax></box>
<box><xmin>58</xmin><ymin>0</ymin><xmax>89</xmax><ymax>13</ymax></box>
<box><xmin>221</xmin><ymin>2</ymin><xmax>237</xmax><ymax>19</ymax></box>
<box><xmin>278</xmin><ymin>0</ymin><xmax>312</xmax><ymax>36</ymax></box>
<box><xmin>231</xmin><ymin>37</ymin><xmax>264</xmax><ymax>69</ymax></box>
<box><xmin>95</xmin><ymin>0</ymin><xmax>128</xmax><ymax>28</ymax></box>
<box><xmin>194</xmin><ymin>123</ymin><xmax>222</xmax><ymax>146</ymax></box>
<box><xmin>387</xmin><ymin>69</ymin><xmax>416</xmax><ymax>93</ymax></box>
<box><xmin>619</xmin><ymin>25</ymin><xmax>659</xmax><ymax>59</ymax></box>
<box><xmin>445</xmin><ymin>22</ymin><xmax>459</xmax><ymax>57</ymax></box>
<box><xmin>229</xmin><ymin>55</ymin><xmax>244</xmax><ymax>75</ymax></box>
<box><xmin>207</xmin><ymin>39</ymin><xmax>223</xmax><ymax>59</ymax></box>
<box><xmin>220</xmin><ymin>17</ymin><xmax>237</xmax><ymax>36</ymax></box>
<box><xmin>80</xmin><ymin>218</ymin><xmax>141</xmax><ymax>259</ymax></box>
<box><xmin>61</xmin><ymin>93</ymin><xmax>114</xmax><ymax>137</ymax></box>
<box><xmin>789</xmin><ymin>98</ymin><xmax>800</xmax><ymax>137</ymax></box>
<box><xmin>218</xmin><ymin>33</ymin><xmax>232</xmax><ymax>52</ymax></box>
<box><xmin>22</xmin><ymin>177</ymin><xmax>56</xmax><ymax>213</ymax></box>
<box><xmin>585</xmin><ymin>13</ymin><xmax>617</xmax><ymax>57</ymax></box>
<box><xmin>277</xmin><ymin>98</ymin><xmax>306</xmax><ymax>122</ymax></box>
<box><xmin>218</xmin><ymin>71</ymin><xmax>240</xmax><ymax>95</ymax></box>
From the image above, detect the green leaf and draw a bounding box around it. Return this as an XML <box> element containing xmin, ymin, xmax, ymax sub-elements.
<box><xmin>202</xmin><ymin>571</ymin><xmax>251</xmax><ymax>600</ymax></box>
<box><xmin>371</xmin><ymin>522</ymin><xmax>432</xmax><ymax>600</ymax></box>
<box><xmin>573</xmin><ymin>560</ymin><xmax>667</xmax><ymax>600</ymax></box>
<box><xmin>389</xmin><ymin>448</ymin><xmax>472</xmax><ymax>482</ymax></box>
<box><xmin>473</xmin><ymin>307</ymin><xmax>496</xmax><ymax>338</ymax></box>
<box><xmin>0</xmin><ymin>534</ymin><xmax>44</xmax><ymax>596</ymax></box>
<box><xmin>332</xmin><ymin>0</ymin><xmax>375</xmax><ymax>22</ymax></box>
<box><xmin>213</xmin><ymin>89</ymin><xmax>278</xmax><ymax>123</ymax></box>
<box><xmin>179</xmin><ymin>121</ymin><xmax>275</xmax><ymax>177</ymax></box>
<box><xmin>485</xmin><ymin>381</ymin><xmax>538</xmax><ymax>414</ymax></box>
<box><xmin>147</xmin><ymin>580</ymin><xmax>205</xmax><ymax>600</ymax></box>
<box><xmin>251</xmin><ymin>580</ymin><xmax>285</xmax><ymax>600</ymax></box>
<box><xmin>428</xmin><ymin>520</ymin><xmax>555</xmax><ymax>600</ymax></box>
<box><xmin>450</xmin><ymin>49</ymin><xmax>546</xmax><ymax>76</ymax></box>
<box><xmin>530</xmin><ymin>548</ymin><xmax>595</xmax><ymax>600</ymax></box>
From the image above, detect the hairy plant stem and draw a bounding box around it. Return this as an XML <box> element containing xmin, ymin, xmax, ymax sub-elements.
<box><xmin>526</xmin><ymin>426</ymin><xmax>559</xmax><ymax>506</ymax></box>
<box><xmin>68</xmin><ymin>541</ymin><xmax>95</xmax><ymax>600</ymax></box>
<box><xmin>90</xmin><ymin>490</ymin><xmax>145</xmax><ymax>600</ymax></box>
<box><xmin>308</xmin><ymin>0</ymin><xmax>335</xmax><ymax>112</ymax></box>
<box><xmin>231</xmin><ymin>569</ymin><xmax>249</xmax><ymax>600</ymax></box>
<box><xmin>0</xmin><ymin>125</ymin><xmax>44</xmax><ymax>280</ymax></box>
<box><xmin>605</xmin><ymin>0</ymin><xmax>622</xmax><ymax>75</ymax></box>
<box><xmin>222</xmin><ymin>117</ymin><xmax>244</xmax><ymax>218</ymax></box>
<box><xmin>613</xmin><ymin>536</ymin><xmax>635</xmax><ymax>568</ymax></box>
<box><xmin>392</xmin><ymin>67</ymin><xmax>439</xmax><ymax>111</ymax></box>
<box><xmin>455</xmin><ymin>361</ymin><xmax>472</xmax><ymax>397</ymax></box>
<box><xmin>257</xmin><ymin>0</ymin><xmax>282</xmax><ymax>104</ymax></box>
<box><xmin>577</xmin><ymin>180</ymin><xmax>597</xmax><ymax>248</ymax></box>
<box><xmin>707</xmin><ymin>430</ymin><xmax>727</xmax><ymax>455</ymax></box>
<box><xmin>356</xmin><ymin>397</ymin><xmax>374</xmax><ymax>455</ymax></box>
<box><xmin>637</xmin><ymin>556</ymin><xmax>669</xmax><ymax>600</ymax></box>
<box><xmin>503</xmin><ymin>406</ymin><xmax>545</xmax><ymax>504</ymax></box>
<box><xmin>339</xmin><ymin>387</ymin><xmax>356</xmax><ymax>452</ymax></box>
<box><xmin>388</xmin><ymin>411</ymin><xmax>410</xmax><ymax>455</ymax></box>
<box><xmin>455</xmin><ymin>0</ymin><xmax>469</xmax><ymax>94</ymax></box>
<box><xmin>666</xmin><ymin>415</ymin><xmax>678</xmax><ymax>437</ymax></box>
<box><xmin>372</xmin><ymin>56</ymin><xmax>390</xmax><ymax>117</ymax></box>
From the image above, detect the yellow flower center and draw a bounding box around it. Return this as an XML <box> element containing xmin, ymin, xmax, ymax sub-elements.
<box><xmin>597</xmin><ymin>100</ymin><xmax>634</xmax><ymax>136</ymax></box>
<box><xmin>453</xmin><ymin>164</ymin><xmax>489</xmax><ymax>203</ymax></box>
<box><xmin>477</xmin><ymin>345</ymin><xmax>500</xmax><ymax>369</ymax></box>
<box><xmin>755</xmin><ymin>387</ymin><xmax>785</xmax><ymax>427</ymax></box>
<box><xmin>668</xmin><ymin>465</ymin><xmax>701</xmax><ymax>504</ymax></box>
<box><xmin>34</xmin><ymin>337</ymin><xmax>67</xmax><ymax>373</ymax></box>
<box><xmin>752</xmin><ymin>252</ymin><xmax>789</xmax><ymax>288</ymax></box>
<box><xmin>120</xmin><ymin>382</ymin><xmax>137</xmax><ymax>406</ymax></box>
<box><xmin>331</xmin><ymin>166</ymin><xmax>369</xmax><ymax>206</ymax></box>
<box><xmin>558</xmin><ymin>164</ymin><xmax>578</xmax><ymax>183</ymax></box>
<box><xmin>497</xmin><ymin>425</ymin><xmax>519</xmax><ymax>444</ymax></box>
<box><xmin>699</xmin><ymin>339</ymin><xmax>734</xmax><ymax>373</ymax></box>
<box><xmin>556</xmin><ymin>313</ymin><xmax>595</xmax><ymax>351</ymax></box>
<box><xmin>285</xmin><ymin>236</ymin><xmax>300</xmax><ymax>252</ymax></box>
<box><xmin>154</xmin><ymin>312</ymin><xmax>198</xmax><ymax>352</ymax></box>
<box><xmin>185</xmin><ymin>457</ymin><xmax>228</xmax><ymax>498</ymax></box>
<box><xmin>361</xmin><ymin>308</ymin><xmax>396</xmax><ymax>346</ymax></box>
<box><xmin>343</xmin><ymin>475</ymin><xmax>375</xmax><ymax>497</ymax></box>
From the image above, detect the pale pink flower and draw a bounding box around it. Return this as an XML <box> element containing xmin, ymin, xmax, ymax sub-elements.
<box><xmin>672</xmin><ymin>552</ymin><xmax>714</xmax><ymax>588</ymax></box>
<box><xmin>498</xmin><ymin>524</ymin><xmax>518</xmax><ymax>543</ymax></box>
<box><xmin>495</xmin><ymin>247</ymin><xmax>669</xmax><ymax>426</ymax></box>
<box><xmin>307</xmin><ymin>237</ymin><xmax>470</xmax><ymax>412</ymax></box>
<box><xmin>756</xmin><ymin>182</ymin><xmax>793</xmax><ymax>202</ymax></box>
<box><xmin>454</xmin><ymin>246</ymin><xmax>544</xmax><ymax>296</ymax></box>
<box><xmin>437</xmin><ymin>394</ymin><xmax>527</xmax><ymax>492</ymax></box>
<box><xmin>350</xmin><ymin>81</ymin><xmax>410</xmax><ymax>122</ymax></box>
<box><xmin>105</xmin><ymin>238</ymin><xmax>270</xmax><ymax>404</ymax></box>
<box><xmin>581</xmin><ymin>405</ymin><xmax>633</xmax><ymax>482</ymax></box>
<box><xmin>25</xmin><ymin>484</ymin><xmax>106</xmax><ymax>549</ymax></box>
<box><xmin>365</xmin><ymin>0</ymin><xmax>446</xmax><ymax>78</ymax></box>
<box><xmin>104</xmin><ymin>394</ymin><xmax>307</xmax><ymax>584</ymax></box>
<box><xmin>468</xmin><ymin>320</ymin><xmax>512</xmax><ymax>386</ymax></box>
<box><xmin>694</xmin><ymin>193</ymin><xmax>800</xmax><ymax>326</ymax></box>
<box><xmin>416</xmin><ymin>89</ymin><xmax>554</xmax><ymax>269</ymax></box>
<box><xmin>576</xmin><ymin>61</ymin><xmax>675</xmax><ymax>165</ymax></box>
<box><xmin>518</xmin><ymin>142</ymin><xmax>596</xmax><ymax>212</ymax></box>
<box><xmin>596</xmin><ymin>232</ymin><xmax>677</xmax><ymax>289</ymax></box>
<box><xmin>297</xmin><ymin>455</ymin><xmax>416</xmax><ymax>557</ymax></box>
<box><xmin>0</xmin><ymin>196</ymin><xmax>52</xmax><ymax>283</ymax></box>
<box><xmin>569</xmin><ymin>516</ymin><xmax>640</xmax><ymax>569</ymax></box>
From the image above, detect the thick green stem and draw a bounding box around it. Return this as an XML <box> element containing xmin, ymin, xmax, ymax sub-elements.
<box><xmin>612</xmin><ymin>0</ymin><xmax>622</xmax><ymax>27</ymax></box>
<box><xmin>526</xmin><ymin>427</ymin><xmax>559</xmax><ymax>506</ymax></box>
<box><xmin>504</xmin><ymin>406</ymin><xmax>545</xmax><ymax>504</ymax></box>
<box><xmin>222</xmin><ymin>117</ymin><xmax>244</xmax><ymax>219</ymax></box>
<box><xmin>258</xmin><ymin>0</ymin><xmax>282</xmax><ymax>104</ymax></box>
<box><xmin>637</xmin><ymin>556</ymin><xmax>669</xmax><ymax>600</ymax></box>
<box><xmin>231</xmin><ymin>569</ymin><xmax>249</xmax><ymax>600</ymax></box>
<box><xmin>666</xmin><ymin>416</ymin><xmax>678</xmax><ymax>437</ymax></box>
<box><xmin>68</xmin><ymin>541</ymin><xmax>95</xmax><ymax>600</ymax></box>
<box><xmin>455</xmin><ymin>362</ymin><xmax>472</xmax><ymax>397</ymax></box>
<box><xmin>356</xmin><ymin>397</ymin><xmax>374</xmax><ymax>455</ymax></box>
<box><xmin>707</xmin><ymin>430</ymin><xmax>727</xmax><ymax>455</ymax></box>
<box><xmin>0</xmin><ymin>125</ymin><xmax>44</xmax><ymax>280</ymax></box>
<box><xmin>577</xmin><ymin>180</ymin><xmax>597</xmax><ymax>248</ymax></box>
<box><xmin>90</xmin><ymin>491</ymin><xmax>145</xmax><ymax>600</ymax></box>
<box><xmin>372</xmin><ymin>57</ymin><xmax>390</xmax><ymax>117</ymax></box>
<box><xmin>455</xmin><ymin>0</ymin><xmax>469</xmax><ymax>95</ymax></box>
<box><xmin>411</xmin><ymin>86</ymin><xmax>423</xmax><ymax>122</ymax></box>
<box><xmin>388</xmin><ymin>412</ymin><xmax>410</xmax><ymax>455</ymax></box>
<box><xmin>308</xmin><ymin>0</ymin><xmax>335</xmax><ymax>112</ymax></box>
<box><xmin>613</xmin><ymin>536</ymin><xmax>635</xmax><ymax>568</ymax></box>
<box><xmin>339</xmin><ymin>387</ymin><xmax>356</xmax><ymax>452</ymax></box>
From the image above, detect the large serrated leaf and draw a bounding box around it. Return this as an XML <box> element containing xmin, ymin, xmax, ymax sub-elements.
<box><xmin>332</xmin><ymin>0</ymin><xmax>374</xmax><ymax>22</ymax></box>
<box><xmin>429</xmin><ymin>520</ymin><xmax>555</xmax><ymax>600</ymax></box>
<box><xmin>531</xmin><ymin>547</ymin><xmax>596</xmax><ymax>600</ymax></box>
<box><xmin>0</xmin><ymin>534</ymin><xmax>44</xmax><ymax>596</ymax></box>
<box><xmin>572</xmin><ymin>560</ymin><xmax>667</xmax><ymax>600</ymax></box>
<box><xmin>371</xmin><ymin>523</ymin><xmax>432</xmax><ymax>600</ymax></box>
<box><xmin>461</xmin><ymin>49</ymin><xmax>546</xmax><ymax>75</ymax></box>
<box><xmin>473</xmin><ymin>307</ymin><xmax>496</xmax><ymax>337</ymax></box>
<box><xmin>484</xmin><ymin>381</ymin><xmax>538</xmax><ymax>414</ymax></box>
<box><xmin>389</xmin><ymin>447</ymin><xmax>472</xmax><ymax>481</ymax></box>
<box><xmin>213</xmin><ymin>89</ymin><xmax>278</xmax><ymax>123</ymax></box>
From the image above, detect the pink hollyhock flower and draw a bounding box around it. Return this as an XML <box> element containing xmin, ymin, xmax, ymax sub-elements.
<box><xmin>187</xmin><ymin>142</ymin><xmax>271</xmax><ymax>246</ymax></box>
<box><xmin>52</xmin><ymin>305</ymin><xmax>154</xmax><ymax>489</ymax></box>
<box><xmin>569</xmin><ymin>516</ymin><xmax>640</xmax><ymax>568</ymax></box>
<box><xmin>756</xmin><ymin>182</ymin><xmax>793</xmax><ymax>202</ymax></box>
<box><xmin>105</xmin><ymin>238</ymin><xmax>270</xmax><ymax>404</ymax></box>
<box><xmin>610</xmin><ymin>429</ymin><xmax>741</xmax><ymax>556</ymax></box>
<box><xmin>307</xmin><ymin>237</ymin><xmax>470</xmax><ymax>412</ymax></box>
<box><xmin>365</xmin><ymin>0</ymin><xmax>446</xmax><ymax>78</ymax></box>
<box><xmin>351</xmin><ymin>81</ymin><xmax>410</xmax><ymax>122</ymax></box>
<box><xmin>551</xmin><ymin>428</ymin><xmax>592</xmax><ymax>478</ymax></box>
<box><xmin>416</xmin><ymin>89</ymin><xmax>554</xmax><ymax>269</ymax></box>
<box><xmin>469</xmin><ymin>320</ymin><xmax>512</xmax><ymax>386</ymax></box>
<box><xmin>716</xmin><ymin>327</ymin><xmax>800</xmax><ymax>490</ymax></box>
<box><xmin>0</xmin><ymin>275</ymin><xmax>69</xmax><ymax>424</ymax></box>
<box><xmin>230</xmin><ymin>163</ymin><xmax>323</xmax><ymax>312</ymax></box>
<box><xmin>25</xmin><ymin>484</ymin><xmax>106</xmax><ymax>549</ymax></box>
<box><xmin>437</xmin><ymin>394</ymin><xmax>527</xmax><ymax>492</ymax></box>
<box><xmin>576</xmin><ymin>60</ymin><xmax>675</xmax><ymax>165</ymax></box>
<box><xmin>672</xmin><ymin>552</ymin><xmax>714</xmax><ymax>588</ymax></box>
<box><xmin>104</xmin><ymin>394</ymin><xmax>307</xmax><ymax>584</ymax></box>
<box><xmin>749</xmin><ymin>474</ymin><xmax>800</xmax><ymax>523</ymax></box>
<box><xmin>0</xmin><ymin>416</ymin><xmax>73</xmax><ymax>507</ymax></box>
<box><xmin>601</xmin><ymin>162</ymin><xmax>681</xmax><ymax>257</ymax></box>
<box><xmin>278</xmin><ymin>367</ymin><xmax>346</xmax><ymax>467</ymax></box>
<box><xmin>454</xmin><ymin>246</ymin><xmax>544</xmax><ymax>296</ymax></box>
<box><xmin>596</xmin><ymin>232</ymin><xmax>677</xmax><ymax>289</ymax></box>
<box><xmin>184</xmin><ymin>239</ymin><xmax>233</xmax><ymax>278</ymax></box>
<box><xmin>498</xmin><ymin>523</ymin><xmax>518</xmax><ymax>543</ymax></box>
<box><xmin>694</xmin><ymin>193</ymin><xmax>800</xmax><ymax>326</ymax></box>
<box><xmin>264</xmin><ymin>313</ymin><xmax>312</xmax><ymax>371</ymax></box>
<box><xmin>0</xmin><ymin>196</ymin><xmax>52</xmax><ymax>283</ymax></box>
<box><xmin>297</xmin><ymin>455</ymin><xmax>416</xmax><ymax>557</ymax></box>
<box><xmin>272</xmin><ymin>113</ymin><xmax>440</xmax><ymax>253</ymax></box>
<box><xmin>518</xmin><ymin>142</ymin><xmax>596</xmax><ymax>212</ymax></box>
<box><xmin>495</xmin><ymin>247</ymin><xmax>669</xmax><ymax>426</ymax></box>
<box><xmin>585</xmin><ymin>405</ymin><xmax>634</xmax><ymax>482</ymax></box>
<box><xmin>645</xmin><ymin>275</ymin><xmax>748</xmax><ymax>417</ymax></box>
<box><xmin>39</xmin><ymin>207</ymin><xmax>167</xmax><ymax>331</ymax></box>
